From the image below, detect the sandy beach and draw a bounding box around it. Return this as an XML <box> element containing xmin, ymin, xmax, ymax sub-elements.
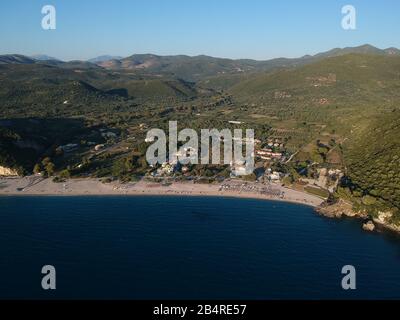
<box><xmin>0</xmin><ymin>176</ymin><xmax>324</xmax><ymax>208</ymax></box>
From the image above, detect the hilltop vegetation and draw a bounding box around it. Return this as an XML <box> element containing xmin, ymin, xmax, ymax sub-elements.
<box><xmin>95</xmin><ymin>53</ymin><xmax>290</xmax><ymax>81</ymax></box>
<box><xmin>230</xmin><ymin>54</ymin><xmax>400</xmax><ymax>133</ymax></box>
<box><xmin>0</xmin><ymin>118</ymin><xmax>91</xmax><ymax>174</ymax></box>
<box><xmin>0</xmin><ymin>63</ymin><xmax>217</xmax><ymax>118</ymax></box>
<box><xmin>340</xmin><ymin>109</ymin><xmax>400</xmax><ymax>222</ymax></box>
<box><xmin>93</xmin><ymin>44</ymin><xmax>400</xmax><ymax>81</ymax></box>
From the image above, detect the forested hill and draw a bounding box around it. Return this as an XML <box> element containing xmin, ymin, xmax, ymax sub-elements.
<box><xmin>3</xmin><ymin>44</ymin><xmax>399</xmax><ymax>82</ymax></box>
<box><xmin>341</xmin><ymin>109</ymin><xmax>400</xmax><ymax>222</ymax></box>
<box><xmin>228</xmin><ymin>54</ymin><xmax>400</xmax><ymax>134</ymax></box>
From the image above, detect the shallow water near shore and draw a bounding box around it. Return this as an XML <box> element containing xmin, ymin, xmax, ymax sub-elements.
<box><xmin>0</xmin><ymin>196</ymin><xmax>399</xmax><ymax>299</ymax></box>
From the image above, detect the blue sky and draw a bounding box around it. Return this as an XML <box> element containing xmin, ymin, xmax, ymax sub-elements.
<box><xmin>0</xmin><ymin>0</ymin><xmax>399</xmax><ymax>61</ymax></box>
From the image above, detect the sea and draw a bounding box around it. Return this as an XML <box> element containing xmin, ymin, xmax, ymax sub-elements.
<box><xmin>0</xmin><ymin>196</ymin><xmax>399</xmax><ymax>299</ymax></box>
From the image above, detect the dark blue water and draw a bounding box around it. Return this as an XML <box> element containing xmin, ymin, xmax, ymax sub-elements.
<box><xmin>0</xmin><ymin>196</ymin><xmax>399</xmax><ymax>299</ymax></box>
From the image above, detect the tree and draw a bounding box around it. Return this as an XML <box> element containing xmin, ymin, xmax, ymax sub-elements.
<box><xmin>42</xmin><ymin>157</ymin><xmax>51</xmax><ymax>166</ymax></box>
<box><xmin>243</xmin><ymin>173</ymin><xmax>257</xmax><ymax>182</ymax></box>
<box><xmin>33</xmin><ymin>163</ymin><xmax>42</xmax><ymax>174</ymax></box>
<box><xmin>59</xmin><ymin>169</ymin><xmax>71</xmax><ymax>179</ymax></box>
<box><xmin>45</xmin><ymin>162</ymin><xmax>55</xmax><ymax>176</ymax></box>
<box><xmin>112</xmin><ymin>158</ymin><xmax>127</xmax><ymax>177</ymax></box>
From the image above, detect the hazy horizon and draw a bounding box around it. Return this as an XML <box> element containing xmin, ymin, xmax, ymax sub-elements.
<box><xmin>2</xmin><ymin>43</ymin><xmax>398</xmax><ymax>62</ymax></box>
<box><xmin>1</xmin><ymin>0</ymin><xmax>400</xmax><ymax>61</ymax></box>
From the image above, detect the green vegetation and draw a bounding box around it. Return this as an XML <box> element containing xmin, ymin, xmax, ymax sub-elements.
<box><xmin>304</xmin><ymin>186</ymin><xmax>330</xmax><ymax>199</ymax></box>
<box><xmin>340</xmin><ymin>109</ymin><xmax>400</xmax><ymax>221</ymax></box>
<box><xmin>1</xmin><ymin>46</ymin><xmax>400</xmax><ymax>222</ymax></box>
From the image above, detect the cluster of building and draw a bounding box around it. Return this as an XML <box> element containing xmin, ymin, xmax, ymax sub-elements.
<box><xmin>256</xmin><ymin>149</ymin><xmax>283</xmax><ymax>161</ymax></box>
<box><xmin>144</xmin><ymin>132</ymin><xmax>288</xmax><ymax>182</ymax></box>
<box><xmin>254</xmin><ymin>139</ymin><xmax>285</xmax><ymax>161</ymax></box>
<box><xmin>226</xmin><ymin>137</ymin><xmax>287</xmax><ymax>178</ymax></box>
<box><xmin>267</xmin><ymin>139</ymin><xmax>284</xmax><ymax>148</ymax></box>
<box><xmin>55</xmin><ymin>128</ymin><xmax>120</xmax><ymax>156</ymax></box>
<box><xmin>264</xmin><ymin>168</ymin><xmax>282</xmax><ymax>182</ymax></box>
<box><xmin>230</xmin><ymin>160</ymin><xmax>251</xmax><ymax>177</ymax></box>
<box><xmin>149</xmin><ymin>161</ymin><xmax>193</xmax><ymax>178</ymax></box>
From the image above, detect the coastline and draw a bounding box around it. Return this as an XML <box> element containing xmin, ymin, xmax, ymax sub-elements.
<box><xmin>317</xmin><ymin>198</ymin><xmax>400</xmax><ymax>235</ymax></box>
<box><xmin>0</xmin><ymin>176</ymin><xmax>324</xmax><ymax>208</ymax></box>
<box><xmin>2</xmin><ymin>176</ymin><xmax>400</xmax><ymax>235</ymax></box>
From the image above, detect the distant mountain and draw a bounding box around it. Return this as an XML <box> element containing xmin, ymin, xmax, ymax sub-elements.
<box><xmin>0</xmin><ymin>54</ymin><xmax>36</xmax><ymax>64</ymax></box>
<box><xmin>58</xmin><ymin>60</ymin><xmax>103</xmax><ymax>70</ymax></box>
<box><xmin>384</xmin><ymin>47</ymin><xmax>400</xmax><ymax>55</ymax></box>
<box><xmin>2</xmin><ymin>45</ymin><xmax>400</xmax><ymax>81</ymax></box>
<box><xmin>94</xmin><ymin>45</ymin><xmax>400</xmax><ymax>81</ymax></box>
<box><xmin>96</xmin><ymin>54</ymin><xmax>272</xmax><ymax>81</ymax></box>
<box><xmin>31</xmin><ymin>54</ymin><xmax>61</xmax><ymax>61</ymax></box>
<box><xmin>313</xmin><ymin>44</ymin><xmax>400</xmax><ymax>59</ymax></box>
<box><xmin>0</xmin><ymin>54</ymin><xmax>102</xmax><ymax>70</ymax></box>
<box><xmin>88</xmin><ymin>55</ymin><xmax>123</xmax><ymax>63</ymax></box>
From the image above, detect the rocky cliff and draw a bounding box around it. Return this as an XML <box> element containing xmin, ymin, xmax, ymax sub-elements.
<box><xmin>317</xmin><ymin>199</ymin><xmax>367</xmax><ymax>219</ymax></box>
<box><xmin>317</xmin><ymin>199</ymin><xmax>400</xmax><ymax>234</ymax></box>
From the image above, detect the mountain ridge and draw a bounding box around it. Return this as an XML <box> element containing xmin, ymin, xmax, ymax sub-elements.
<box><xmin>2</xmin><ymin>44</ymin><xmax>400</xmax><ymax>81</ymax></box>
<box><xmin>88</xmin><ymin>55</ymin><xmax>123</xmax><ymax>63</ymax></box>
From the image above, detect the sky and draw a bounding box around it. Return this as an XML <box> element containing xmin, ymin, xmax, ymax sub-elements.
<box><xmin>0</xmin><ymin>0</ymin><xmax>399</xmax><ymax>61</ymax></box>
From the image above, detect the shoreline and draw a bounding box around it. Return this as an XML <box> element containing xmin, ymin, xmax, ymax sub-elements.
<box><xmin>2</xmin><ymin>176</ymin><xmax>400</xmax><ymax>235</ymax></box>
<box><xmin>0</xmin><ymin>190</ymin><xmax>320</xmax><ymax>209</ymax></box>
<box><xmin>0</xmin><ymin>176</ymin><xmax>324</xmax><ymax>208</ymax></box>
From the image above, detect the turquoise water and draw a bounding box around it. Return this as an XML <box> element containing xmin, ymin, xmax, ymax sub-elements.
<box><xmin>0</xmin><ymin>196</ymin><xmax>399</xmax><ymax>299</ymax></box>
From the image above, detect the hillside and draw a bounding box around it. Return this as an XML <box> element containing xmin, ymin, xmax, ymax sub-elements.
<box><xmin>94</xmin><ymin>45</ymin><xmax>400</xmax><ymax>81</ymax></box>
<box><xmin>341</xmin><ymin>109</ymin><xmax>400</xmax><ymax>221</ymax></box>
<box><xmin>0</xmin><ymin>118</ymin><xmax>90</xmax><ymax>174</ymax></box>
<box><xmin>0</xmin><ymin>64</ymin><xmax>123</xmax><ymax>118</ymax></box>
<box><xmin>88</xmin><ymin>55</ymin><xmax>123</xmax><ymax>63</ymax></box>
<box><xmin>0</xmin><ymin>63</ymin><xmax>210</xmax><ymax>118</ymax></box>
<box><xmin>2</xmin><ymin>51</ymin><xmax>400</xmax><ymax>138</ymax></box>
<box><xmin>1</xmin><ymin>48</ymin><xmax>400</xmax><ymax>222</ymax></box>
<box><xmin>229</xmin><ymin>54</ymin><xmax>400</xmax><ymax>134</ymax></box>
<box><xmin>313</xmin><ymin>44</ymin><xmax>400</xmax><ymax>59</ymax></box>
<box><xmin>2</xmin><ymin>44</ymin><xmax>399</xmax><ymax>82</ymax></box>
<box><xmin>96</xmin><ymin>54</ymin><xmax>262</xmax><ymax>81</ymax></box>
<box><xmin>0</xmin><ymin>54</ymin><xmax>36</xmax><ymax>64</ymax></box>
<box><xmin>31</xmin><ymin>54</ymin><xmax>61</xmax><ymax>61</ymax></box>
<box><xmin>102</xmin><ymin>78</ymin><xmax>200</xmax><ymax>101</ymax></box>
